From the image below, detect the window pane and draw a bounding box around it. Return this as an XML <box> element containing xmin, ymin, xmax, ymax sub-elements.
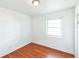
<box><xmin>48</xmin><ymin>23</ymin><xmax>61</xmax><ymax>27</ymax></box>
<box><xmin>48</xmin><ymin>32</ymin><xmax>62</xmax><ymax>35</ymax></box>
<box><xmin>48</xmin><ymin>19</ymin><xmax>61</xmax><ymax>24</ymax></box>
<box><xmin>48</xmin><ymin>28</ymin><xmax>61</xmax><ymax>32</ymax></box>
<box><xmin>47</xmin><ymin>19</ymin><xmax>62</xmax><ymax>36</ymax></box>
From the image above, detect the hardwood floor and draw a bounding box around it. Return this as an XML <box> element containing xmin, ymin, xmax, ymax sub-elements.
<box><xmin>2</xmin><ymin>42</ymin><xmax>74</xmax><ymax>58</ymax></box>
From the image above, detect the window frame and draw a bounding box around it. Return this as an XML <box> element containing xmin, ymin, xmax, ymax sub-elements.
<box><xmin>46</xmin><ymin>19</ymin><xmax>62</xmax><ymax>38</ymax></box>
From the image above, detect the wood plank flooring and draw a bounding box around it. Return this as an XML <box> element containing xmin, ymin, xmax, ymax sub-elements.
<box><xmin>2</xmin><ymin>42</ymin><xmax>74</xmax><ymax>58</ymax></box>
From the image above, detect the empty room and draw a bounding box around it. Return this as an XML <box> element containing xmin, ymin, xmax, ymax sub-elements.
<box><xmin>0</xmin><ymin>0</ymin><xmax>78</xmax><ymax>58</ymax></box>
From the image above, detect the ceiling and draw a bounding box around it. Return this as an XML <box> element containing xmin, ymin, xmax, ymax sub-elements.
<box><xmin>0</xmin><ymin>0</ymin><xmax>78</xmax><ymax>16</ymax></box>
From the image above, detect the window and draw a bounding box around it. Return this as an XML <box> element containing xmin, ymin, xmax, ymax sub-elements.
<box><xmin>47</xmin><ymin>19</ymin><xmax>62</xmax><ymax>37</ymax></box>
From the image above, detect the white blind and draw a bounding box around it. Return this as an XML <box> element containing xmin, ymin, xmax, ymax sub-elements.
<box><xmin>47</xmin><ymin>19</ymin><xmax>62</xmax><ymax>37</ymax></box>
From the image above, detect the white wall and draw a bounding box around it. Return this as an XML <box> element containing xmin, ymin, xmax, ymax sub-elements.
<box><xmin>0</xmin><ymin>6</ymin><xmax>31</xmax><ymax>57</ymax></box>
<box><xmin>75</xmin><ymin>2</ymin><xmax>79</xmax><ymax>57</ymax></box>
<box><xmin>32</xmin><ymin>7</ymin><xmax>75</xmax><ymax>54</ymax></box>
<box><xmin>0</xmin><ymin>6</ymin><xmax>75</xmax><ymax>57</ymax></box>
<box><xmin>76</xmin><ymin>2</ymin><xmax>79</xmax><ymax>14</ymax></box>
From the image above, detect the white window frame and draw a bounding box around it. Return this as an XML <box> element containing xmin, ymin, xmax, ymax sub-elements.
<box><xmin>46</xmin><ymin>19</ymin><xmax>62</xmax><ymax>38</ymax></box>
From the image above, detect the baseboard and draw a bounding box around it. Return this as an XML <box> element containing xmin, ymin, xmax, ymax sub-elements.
<box><xmin>2</xmin><ymin>42</ymin><xmax>74</xmax><ymax>58</ymax></box>
<box><xmin>1</xmin><ymin>42</ymin><xmax>32</xmax><ymax>57</ymax></box>
<box><xmin>31</xmin><ymin>42</ymin><xmax>74</xmax><ymax>57</ymax></box>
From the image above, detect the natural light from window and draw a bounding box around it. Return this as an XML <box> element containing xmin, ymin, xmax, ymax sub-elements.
<box><xmin>47</xmin><ymin>19</ymin><xmax>62</xmax><ymax>37</ymax></box>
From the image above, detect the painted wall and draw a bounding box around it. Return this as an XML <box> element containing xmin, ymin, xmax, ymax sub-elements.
<box><xmin>32</xmin><ymin>7</ymin><xmax>75</xmax><ymax>54</ymax></box>
<box><xmin>0</xmin><ymin>6</ymin><xmax>75</xmax><ymax>57</ymax></box>
<box><xmin>0</xmin><ymin>6</ymin><xmax>31</xmax><ymax>57</ymax></box>
<box><xmin>75</xmin><ymin>1</ymin><xmax>79</xmax><ymax>57</ymax></box>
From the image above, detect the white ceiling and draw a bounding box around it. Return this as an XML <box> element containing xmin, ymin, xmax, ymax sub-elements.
<box><xmin>0</xmin><ymin>0</ymin><xmax>78</xmax><ymax>16</ymax></box>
